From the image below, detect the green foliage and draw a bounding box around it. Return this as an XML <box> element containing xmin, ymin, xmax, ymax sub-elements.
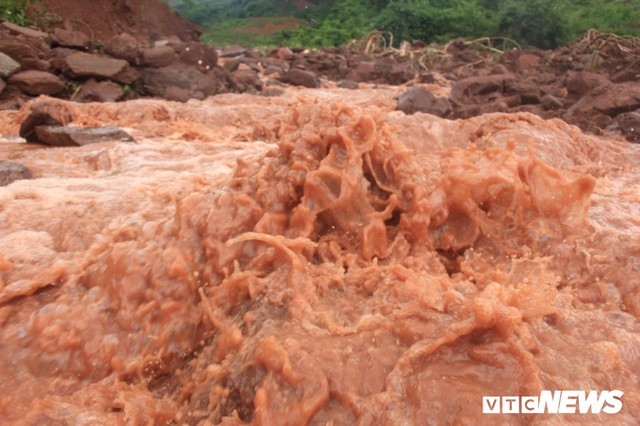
<box><xmin>169</xmin><ymin>0</ymin><xmax>640</xmax><ymax>49</ymax></box>
<box><xmin>0</xmin><ymin>0</ymin><xmax>31</xmax><ymax>26</ymax></box>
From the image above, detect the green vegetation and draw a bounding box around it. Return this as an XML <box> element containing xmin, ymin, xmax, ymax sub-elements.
<box><xmin>0</xmin><ymin>0</ymin><xmax>31</xmax><ymax>26</ymax></box>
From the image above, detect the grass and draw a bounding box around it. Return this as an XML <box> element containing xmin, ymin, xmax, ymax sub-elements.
<box><xmin>200</xmin><ymin>16</ymin><xmax>303</xmax><ymax>47</ymax></box>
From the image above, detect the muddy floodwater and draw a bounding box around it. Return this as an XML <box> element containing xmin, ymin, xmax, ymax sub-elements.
<box><xmin>0</xmin><ymin>87</ymin><xmax>639</xmax><ymax>425</ymax></box>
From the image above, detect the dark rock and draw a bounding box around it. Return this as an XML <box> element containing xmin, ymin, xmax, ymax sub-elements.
<box><xmin>450</xmin><ymin>74</ymin><xmax>515</xmax><ymax>100</ymax></box>
<box><xmin>386</xmin><ymin>63</ymin><xmax>415</xmax><ymax>85</ymax></box>
<box><xmin>441</xmin><ymin>72</ymin><xmax>458</xmax><ymax>81</ymax></box>
<box><xmin>179</xmin><ymin>42</ymin><xmax>217</xmax><ymax>70</ymax></box>
<box><xmin>337</xmin><ymin>79</ymin><xmax>358</xmax><ymax>90</ymax></box>
<box><xmin>566</xmin><ymin>72</ymin><xmax>610</xmax><ymax>98</ymax></box>
<box><xmin>397</xmin><ymin>86</ymin><xmax>452</xmax><ymax>117</ymax></box>
<box><xmin>34</xmin><ymin>125</ymin><xmax>135</xmax><ymax>147</ymax></box>
<box><xmin>19</xmin><ymin>110</ymin><xmax>62</xmax><ymax>142</ymax></box>
<box><xmin>0</xmin><ymin>39</ymin><xmax>48</xmax><ymax>71</ymax></box>
<box><xmin>74</xmin><ymin>79</ymin><xmax>125</xmax><ymax>103</ymax></box>
<box><xmin>64</xmin><ymin>52</ymin><xmax>130</xmax><ymax>81</ymax></box>
<box><xmin>418</xmin><ymin>71</ymin><xmax>435</xmax><ymax>84</ymax></box>
<box><xmin>52</xmin><ymin>28</ymin><xmax>90</xmax><ymax>49</ymax></box>
<box><xmin>0</xmin><ymin>78</ymin><xmax>5</xmax><ymax>94</ymax></box>
<box><xmin>541</xmin><ymin>94</ymin><xmax>564</xmax><ymax>110</ymax></box>
<box><xmin>609</xmin><ymin>112</ymin><xmax>640</xmax><ymax>142</ymax></box>
<box><xmin>283</xmin><ymin>69</ymin><xmax>320</xmax><ymax>88</ymax></box>
<box><xmin>1</xmin><ymin>22</ymin><xmax>49</xmax><ymax>41</ymax></box>
<box><xmin>49</xmin><ymin>47</ymin><xmax>77</xmax><ymax>72</ymax></box>
<box><xmin>141</xmin><ymin>46</ymin><xmax>176</xmax><ymax>68</ymax></box>
<box><xmin>566</xmin><ymin>82</ymin><xmax>640</xmax><ymax>119</ymax></box>
<box><xmin>105</xmin><ymin>33</ymin><xmax>140</xmax><ymax>64</ymax></box>
<box><xmin>140</xmin><ymin>64</ymin><xmax>218</xmax><ymax>100</ymax></box>
<box><xmin>0</xmin><ymin>161</ymin><xmax>32</xmax><ymax>186</ymax></box>
<box><xmin>231</xmin><ymin>69</ymin><xmax>262</xmax><ymax>92</ymax></box>
<box><xmin>8</xmin><ymin>70</ymin><xmax>65</xmax><ymax>96</ymax></box>
<box><xmin>164</xmin><ymin>86</ymin><xmax>191</xmax><ymax>102</ymax></box>
<box><xmin>0</xmin><ymin>52</ymin><xmax>21</xmax><ymax>78</ymax></box>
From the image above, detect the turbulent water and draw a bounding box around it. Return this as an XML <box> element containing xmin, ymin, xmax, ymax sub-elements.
<box><xmin>0</xmin><ymin>88</ymin><xmax>639</xmax><ymax>425</ymax></box>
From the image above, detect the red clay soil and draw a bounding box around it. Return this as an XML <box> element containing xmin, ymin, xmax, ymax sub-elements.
<box><xmin>34</xmin><ymin>0</ymin><xmax>200</xmax><ymax>43</ymax></box>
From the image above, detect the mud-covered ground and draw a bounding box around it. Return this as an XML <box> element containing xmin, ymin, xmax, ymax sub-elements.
<box><xmin>0</xmin><ymin>85</ymin><xmax>639</xmax><ymax>424</ymax></box>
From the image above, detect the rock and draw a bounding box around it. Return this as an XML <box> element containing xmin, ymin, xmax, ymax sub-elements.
<box><xmin>610</xmin><ymin>112</ymin><xmax>640</xmax><ymax>143</ymax></box>
<box><xmin>220</xmin><ymin>46</ymin><xmax>247</xmax><ymax>58</ymax></box>
<box><xmin>179</xmin><ymin>42</ymin><xmax>217</xmax><ymax>70</ymax></box>
<box><xmin>352</xmin><ymin>61</ymin><xmax>375</xmax><ymax>82</ymax></box>
<box><xmin>386</xmin><ymin>63</ymin><xmax>415</xmax><ymax>85</ymax></box>
<box><xmin>337</xmin><ymin>79</ymin><xmax>358</xmax><ymax>90</ymax></box>
<box><xmin>259</xmin><ymin>88</ymin><xmax>284</xmax><ymax>97</ymax></box>
<box><xmin>1</xmin><ymin>22</ymin><xmax>49</xmax><ymax>41</ymax></box>
<box><xmin>0</xmin><ymin>78</ymin><xmax>5</xmax><ymax>94</ymax></box>
<box><xmin>264</xmin><ymin>66</ymin><xmax>284</xmax><ymax>77</ymax></box>
<box><xmin>0</xmin><ymin>161</ymin><xmax>32</xmax><ymax>186</ymax></box>
<box><xmin>418</xmin><ymin>71</ymin><xmax>435</xmax><ymax>84</ymax></box>
<box><xmin>397</xmin><ymin>87</ymin><xmax>452</xmax><ymax>117</ymax></box>
<box><xmin>64</xmin><ymin>52</ymin><xmax>133</xmax><ymax>83</ymax></box>
<box><xmin>0</xmin><ymin>52</ymin><xmax>21</xmax><ymax>78</ymax></box>
<box><xmin>19</xmin><ymin>110</ymin><xmax>62</xmax><ymax>142</ymax></box>
<box><xmin>450</xmin><ymin>74</ymin><xmax>515</xmax><ymax>99</ymax></box>
<box><xmin>141</xmin><ymin>46</ymin><xmax>176</xmax><ymax>68</ymax></box>
<box><xmin>515</xmin><ymin>53</ymin><xmax>541</xmax><ymax>71</ymax></box>
<box><xmin>276</xmin><ymin>47</ymin><xmax>294</xmax><ymax>61</ymax></box>
<box><xmin>566</xmin><ymin>82</ymin><xmax>640</xmax><ymax>119</ymax></box>
<box><xmin>52</xmin><ymin>28</ymin><xmax>90</xmax><ymax>49</ymax></box>
<box><xmin>105</xmin><ymin>33</ymin><xmax>140</xmax><ymax>64</ymax></box>
<box><xmin>33</xmin><ymin>125</ymin><xmax>135</xmax><ymax>147</ymax></box>
<box><xmin>74</xmin><ymin>79</ymin><xmax>125</xmax><ymax>103</ymax></box>
<box><xmin>8</xmin><ymin>70</ymin><xmax>65</xmax><ymax>96</ymax></box>
<box><xmin>541</xmin><ymin>94</ymin><xmax>564</xmax><ymax>110</ymax></box>
<box><xmin>163</xmin><ymin>86</ymin><xmax>191</xmax><ymax>102</ymax></box>
<box><xmin>504</xmin><ymin>80</ymin><xmax>541</xmax><ymax>104</ymax></box>
<box><xmin>230</xmin><ymin>69</ymin><xmax>262</xmax><ymax>92</ymax></box>
<box><xmin>140</xmin><ymin>64</ymin><xmax>218</xmax><ymax>100</ymax></box>
<box><xmin>282</xmin><ymin>69</ymin><xmax>320</xmax><ymax>88</ymax></box>
<box><xmin>0</xmin><ymin>39</ymin><xmax>48</xmax><ymax>71</ymax></box>
<box><xmin>566</xmin><ymin>72</ymin><xmax>610</xmax><ymax>97</ymax></box>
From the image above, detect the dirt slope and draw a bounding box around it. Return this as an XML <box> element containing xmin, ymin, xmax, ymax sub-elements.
<box><xmin>36</xmin><ymin>0</ymin><xmax>200</xmax><ymax>43</ymax></box>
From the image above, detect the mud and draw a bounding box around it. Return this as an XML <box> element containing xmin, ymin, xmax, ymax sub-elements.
<box><xmin>0</xmin><ymin>88</ymin><xmax>639</xmax><ymax>424</ymax></box>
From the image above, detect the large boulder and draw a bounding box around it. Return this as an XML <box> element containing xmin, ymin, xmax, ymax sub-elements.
<box><xmin>52</xmin><ymin>28</ymin><xmax>90</xmax><ymax>50</ymax></box>
<box><xmin>178</xmin><ymin>42</ymin><xmax>218</xmax><ymax>70</ymax></box>
<box><xmin>141</xmin><ymin>46</ymin><xmax>176</xmax><ymax>68</ymax></box>
<box><xmin>8</xmin><ymin>70</ymin><xmax>65</xmax><ymax>95</ymax></box>
<box><xmin>450</xmin><ymin>74</ymin><xmax>516</xmax><ymax>100</ymax></box>
<box><xmin>0</xmin><ymin>161</ymin><xmax>32</xmax><ymax>186</ymax></box>
<box><xmin>566</xmin><ymin>72</ymin><xmax>610</xmax><ymax>98</ymax></box>
<box><xmin>33</xmin><ymin>125</ymin><xmax>135</xmax><ymax>147</ymax></box>
<box><xmin>64</xmin><ymin>52</ymin><xmax>134</xmax><ymax>83</ymax></box>
<box><xmin>281</xmin><ymin>69</ymin><xmax>320</xmax><ymax>88</ymax></box>
<box><xmin>1</xmin><ymin>21</ymin><xmax>49</xmax><ymax>41</ymax></box>
<box><xmin>105</xmin><ymin>33</ymin><xmax>140</xmax><ymax>65</ymax></box>
<box><xmin>397</xmin><ymin>87</ymin><xmax>451</xmax><ymax>117</ymax></box>
<box><xmin>74</xmin><ymin>79</ymin><xmax>125</xmax><ymax>103</ymax></box>
<box><xmin>139</xmin><ymin>64</ymin><xmax>219</xmax><ymax>100</ymax></box>
<box><xmin>566</xmin><ymin>82</ymin><xmax>640</xmax><ymax>118</ymax></box>
<box><xmin>0</xmin><ymin>38</ymin><xmax>48</xmax><ymax>71</ymax></box>
<box><xmin>0</xmin><ymin>52</ymin><xmax>21</xmax><ymax>78</ymax></box>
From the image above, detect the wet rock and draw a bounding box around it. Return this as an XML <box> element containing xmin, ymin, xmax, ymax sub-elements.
<box><xmin>0</xmin><ymin>39</ymin><xmax>48</xmax><ymax>71</ymax></box>
<box><xmin>0</xmin><ymin>161</ymin><xmax>32</xmax><ymax>186</ymax></box>
<box><xmin>0</xmin><ymin>52</ymin><xmax>21</xmax><ymax>78</ymax></box>
<box><xmin>105</xmin><ymin>33</ymin><xmax>140</xmax><ymax>64</ymax></box>
<box><xmin>52</xmin><ymin>28</ymin><xmax>90</xmax><ymax>50</ymax></box>
<box><xmin>8</xmin><ymin>70</ymin><xmax>65</xmax><ymax>96</ymax></box>
<box><xmin>64</xmin><ymin>52</ymin><xmax>130</xmax><ymax>82</ymax></box>
<box><xmin>566</xmin><ymin>72</ymin><xmax>610</xmax><ymax>98</ymax></box>
<box><xmin>566</xmin><ymin>82</ymin><xmax>640</xmax><ymax>119</ymax></box>
<box><xmin>141</xmin><ymin>46</ymin><xmax>176</xmax><ymax>68</ymax></box>
<box><xmin>541</xmin><ymin>94</ymin><xmax>564</xmax><ymax>110</ymax></box>
<box><xmin>337</xmin><ymin>80</ymin><xmax>358</xmax><ymax>90</ymax></box>
<box><xmin>450</xmin><ymin>74</ymin><xmax>515</xmax><ymax>99</ymax></box>
<box><xmin>33</xmin><ymin>125</ymin><xmax>135</xmax><ymax>147</ymax></box>
<box><xmin>75</xmin><ymin>79</ymin><xmax>125</xmax><ymax>103</ymax></box>
<box><xmin>179</xmin><ymin>42</ymin><xmax>217</xmax><ymax>70</ymax></box>
<box><xmin>19</xmin><ymin>110</ymin><xmax>62</xmax><ymax>142</ymax></box>
<box><xmin>140</xmin><ymin>64</ymin><xmax>218</xmax><ymax>100</ymax></box>
<box><xmin>1</xmin><ymin>22</ymin><xmax>49</xmax><ymax>41</ymax></box>
<box><xmin>609</xmin><ymin>112</ymin><xmax>640</xmax><ymax>142</ymax></box>
<box><xmin>397</xmin><ymin>86</ymin><xmax>452</xmax><ymax>117</ymax></box>
<box><xmin>230</xmin><ymin>69</ymin><xmax>262</xmax><ymax>92</ymax></box>
<box><xmin>282</xmin><ymin>69</ymin><xmax>320</xmax><ymax>88</ymax></box>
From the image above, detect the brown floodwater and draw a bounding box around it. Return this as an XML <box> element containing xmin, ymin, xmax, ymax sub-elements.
<box><xmin>0</xmin><ymin>87</ymin><xmax>639</xmax><ymax>425</ymax></box>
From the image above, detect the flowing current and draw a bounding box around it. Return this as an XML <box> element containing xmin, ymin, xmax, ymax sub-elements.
<box><xmin>0</xmin><ymin>88</ymin><xmax>639</xmax><ymax>424</ymax></box>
